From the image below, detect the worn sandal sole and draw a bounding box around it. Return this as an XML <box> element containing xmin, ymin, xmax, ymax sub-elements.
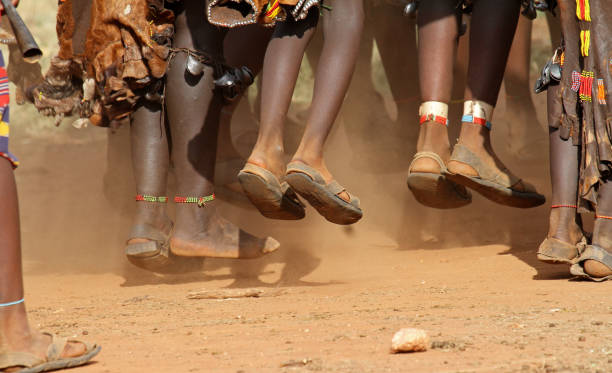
<box><xmin>285</xmin><ymin>172</ymin><xmax>362</xmax><ymax>225</ymax></box>
<box><xmin>19</xmin><ymin>345</ymin><xmax>102</xmax><ymax>373</ymax></box>
<box><xmin>445</xmin><ymin>172</ymin><xmax>545</xmax><ymax>208</ymax></box>
<box><xmin>536</xmin><ymin>236</ymin><xmax>585</xmax><ymax>265</ymax></box>
<box><xmin>407</xmin><ymin>172</ymin><xmax>471</xmax><ymax>209</ymax></box>
<box><xmin>126</xmin><ymin>237</ymin><xmax>204</xmax><ymax>274</ymax></box>
<box><xmin>238</xmin><ymin>171</ymin><xmax>305</xmax><ymax>220</ymax></box>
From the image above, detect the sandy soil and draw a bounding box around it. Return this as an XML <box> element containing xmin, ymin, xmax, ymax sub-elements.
<box><xmin>21</xmin><ymin>234</ymin><xmax>612</xmax><ymax>373</ymax></box>
<box><xmin>11</xmin><ymin>117</ymin><xmax>611</xmax><ymax>373</ymax></box>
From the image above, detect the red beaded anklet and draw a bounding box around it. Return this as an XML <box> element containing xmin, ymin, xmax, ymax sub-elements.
<box><xmin>174</xmin><ymin>194</ymin><xmax>216</xmax><ymax>207</ymax></box>
<box><xmin>136</xmin><ymin>195</ymin><xmax>168</xmax><ymax>203</ymax></box>
<box><xmin>595</xmin><ymin>214</ymin><xmax>612</xmax><ymax>220</ymax></box>
<box><xmin>551</xmin><ymin>204</ymin><xmax>577</xmax><ymax>209</ymax></box>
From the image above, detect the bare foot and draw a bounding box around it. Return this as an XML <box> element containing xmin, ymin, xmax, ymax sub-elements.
<box><xmin>170</xmin><ymin>204</ymin><xmax>279</xmax><ymax>258</ymax></box>
<box><xmin>410</xmin><ymin>120</ymin><xmax>452</xmax><ymax>174</ymax></box>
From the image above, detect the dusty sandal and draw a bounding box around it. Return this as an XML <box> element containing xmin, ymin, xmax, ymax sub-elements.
<box><xmin>285</xmin><ymin>162</ymin><xmax>362</xmax><ymax>225</ymax></box>
<box><xmin>570</xmin><ymin>245</ymin><xmax>612</xmax><ymax>281</ymax></box>
<box><xmin>126</xmin><ymin>195</ymin><xmax>203</xmax><ymax>274</ymax></box>
<box><xmin>407</xmin><ymin>151</ymin><xmax>472</xmax><ymax>209</ymax></box>
<box><xmin>446</xmin><ymin>144</ymin><xmax>545</xmax><ymax>208</ymax></box>
<box><xmin>238</xmin><ymin>163</ymin><xmax>305</xmax><ymax>220</ymax></box>
<box><xmin>0</xmin><ymin>333</ymin><xmax>101</xmax><ymax>373</ymax></box>
<box><xmin>537</xmin><ymin>236</ymin><xmax>587</xmax><ymax>265</ymax></box>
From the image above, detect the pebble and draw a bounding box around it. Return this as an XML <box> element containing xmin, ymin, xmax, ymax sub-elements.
<box><xmin>391</xmin><ymin>328</ymin><xmax>429</xmax><ymax>353</ymax></box>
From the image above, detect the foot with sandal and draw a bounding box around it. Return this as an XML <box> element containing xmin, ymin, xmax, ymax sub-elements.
<box><xmin>0</xmin><ymin>70</ymin><xmax>99</xmax><ymax>371</ymax></box>
<box><xmin>126</xmin><ymin>3</ymin><xmax>280</xmax><ymax>269</ymax></box>
<box><xmin>410</xmin><ymin>0</ymin><xmax>544</xmax><ymax>210</ymax></box>
<box><xmin>407</xmin><ymin>102</ymin><xmax>471</xmax><ymax>209</ymax></box>
<box><xmin>445</xmin><ymin>100</ymin><xmax>545</xmax><ymax>208</ymax></box>
<box><xmin>239</xmin><ymin>0</ymin><xmax>364</xmax><ymax>225</ymax></box>
<box><xmin>537</xmin><ymin>95</ymin><xmax>586</xmax><ymax>265</ymax></box>
<box><xmin>570</xmin><ymin>189</ymin><xmax>612</xmax><ymax>282</ymax></box>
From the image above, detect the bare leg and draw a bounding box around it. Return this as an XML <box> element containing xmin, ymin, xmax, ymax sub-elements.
<box><xmin>246</xmin><ymin>10</ymin><xmax>319</xmax><ymax>179</ymax></box>
<box><xmin>411</xmin><ymin>0</ymin><xmax>458</xmax><ymax>174</ymax></box>
<box><xmin>291</xmin><ymin>0</ymin><xmax>364</xmax><ymax>201</ymax></box>
<box><xmin>128</xmin><ymin>103</ymin><xmax>173</xmax><ymax>246</ymax></box>
<box><xmin>504</xmin><ymin>16</ymin><xmax>543</xmax><ymax>158</ymax></box>
<box><xmin>0</xmin><ymin>160</ymin><xmax>85</xmax><ymax>365</ymax></box>
<box><xmin>448</xmin><ymin>0</ymin><xmax>534</xmax><ymax>193</ymax></box>
<box><xmin>545</xmin><ymin>82</ymin><xmax>581</xmax><ymax>245</ymax></box>
<box><xmin>546</xmin><ymin>129</ymin><xmax>582</xmax><ymax>243</ymax></box>
<box><xmin>217</xmin><ymin>25</ymin><xmax>272</xmax><ymax>163</ymax></box>
<box><xmin>166</xmin><ymin>0</ymin><xmax>278</xmax><ymax>258</ymax></box>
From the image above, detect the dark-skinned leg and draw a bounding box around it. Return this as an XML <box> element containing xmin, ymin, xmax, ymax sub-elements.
<box><xmin>291</xmin><ymin>0</ymin><xmax>364</xmax><ymax>202</ymax></box>
<box><xmin>504</xmin><ymin>16</ymin><xmax>543</xmax><ymax>158</ymax></box>
<box><xmin>546</xmin><ymin>128</ymin><xmax>582</xmax><ymax>245</ymax></box>
<box><xmin>167</xmin><ymin>0</ymin><xmax>278</xmax><ymax>258</ymax></box>
<box><xmin>246</xmin><ymin>11</ymin><xmax>318</xmax><ymax>179</ymax></box>
<box><xmin>411</xmin><ymin>0</ymin><xmax>457</xmax><ymax>174</ymax></box>
<box><xmin>217</xmin><ymin>25</ymin><xmax>272</xmax><ymax>163</ymax></box>
<box><xmin>0</xmin><ymin>160</ymin><xmax>86</xmax><ymax>367</ymax></box>
<box><xmin>448</xmin><ymin>0</ymin><xmax>539</xmax><ymax>196</ymax></box>
<box><xmin>585</xmin><ymin>183</ymin><xmax>612</xmax><ymax>277</ymax></box>
<box><xmin>127</xmin><ymin>103</ymin><xmax>173</xmax><ymax>248</ymax></box>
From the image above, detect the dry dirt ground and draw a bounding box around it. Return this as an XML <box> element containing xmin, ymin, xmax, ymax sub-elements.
<box><xmin>12</xmin><ymin>119</ymin><xmax>612</xmax><ymax>373</ymax></box>
<box><xmin>9</xmin><ymin>9</ymin><xmax>610</xmax><ymax>373</ymax></box>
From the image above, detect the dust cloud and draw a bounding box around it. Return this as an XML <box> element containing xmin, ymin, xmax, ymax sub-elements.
<box><xmin>13</xmin><ymin>8</ymin><xmax>554</xmax><ymax>283</ymax></box>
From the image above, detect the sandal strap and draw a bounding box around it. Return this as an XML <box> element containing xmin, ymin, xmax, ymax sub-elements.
<box><xmin>45</xmin><ymin>333</ymin><xmax>67</xmax><ymax>361</ymax></box>
<box><xmin>408</xmin><ymin>151</ymin><xmax>446</xmax><ymax>173</ymax></box>
<box><xmin>575</xmin><ymin>245</ymin><xmax>612</xmax><ymax>268</ymax></box>
<box><xmin>135</xmin><ymin>195</ymin><xmax>168</xmax><ymax>203</ymax></box>
<box><xmin>174</xmin><ymin>194</ymin><xmax>215</xmax><ymax>207</ymax></box>
<box><xmin>450</xmin><ymin>144</ymin><xmax>520</xmax><ymax>188</ymax></box>
<box><xmin>327</xmin><ymin>180</ymin><xmax>346</xmax><ymax>196</ymax></box>
<box><xmin>240</xmin><ymin>163</ymin><xmax>282</xmax><ymax>189</ymax></box>
<box><xmin>286</xmin><ymin>162</ymin><xmax>326</xmax><ymax>184</ymax></box>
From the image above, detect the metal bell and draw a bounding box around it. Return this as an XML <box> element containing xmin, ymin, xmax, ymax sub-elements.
<box><xmin>186</xmin><ymin>54</ymin><xmax>205</xmax><ymax>76</ymax></box>
<box><xmin>403</xmin><ymin>2</ymin><xmax>417</xmax><ymax>16</ymax></box>
<box><xmin>549</xmin><ymin>63</ymin><xmax>562</xmax><ymax>82</ymax></box>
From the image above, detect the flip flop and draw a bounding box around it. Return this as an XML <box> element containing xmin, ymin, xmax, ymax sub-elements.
<box><xmin>406</xmin><ymin>151</ymin><xmax>472</xmax><ymax>209</ymax></box>
<box><xmin>285</xmin><ymin>162</ymin><xmax>362</xmax><ymax>225</ymax></box>
<box><xmin>126</xmin><ymin>224</ymin><xmax>203</xmax><ymax>274</ymax></box>
<box><xmin>537</xmin><ymin>236</ymin><xmax>587</xmax><ymax>265</ymax></box>
<box><xmin>445</xmin><ymin>144</ymin><xmax>545</xmax><ymax>208</ymax></box>
<box><xmin>238</xmin><ymin>163</ymin><xmax>305</xmax><ymax>220</ymax></box>
<box><xmin>569</xmin><ymin>245</ymin><xmax>612</xmax><ymax>281</ymax></box>
<box><xmin>0</xmin><ymin>333</ymin><xmax>101</xmax><ymax>373</ymax></box>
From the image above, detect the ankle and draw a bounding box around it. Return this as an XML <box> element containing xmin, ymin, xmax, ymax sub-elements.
<box><xmin>0</xmin><ymin>305</ymin><xmax>31</xmax><ymax>348</ymax></box>
<box><xmin>417</xmin><ymin>123</ymin><xmax>451</xmax><ymax>151</ymax></box>
<box><xmin>548</xmin><ymin>206</ymin><xmax>582</xmax><ymax>243</ymax></box>
<box><xmin>133</xmin><ymin>202</ymin><xmax>169</xmax><ymax>225</ymax></box>
<box><xmin>457</xmin><ymin>124</ymin><xmax>490</xmax><ymax>148</ymax></box>
<box><xmin>592</xmin><ymin>214</ymin><xmax>612</xmax><ymax>250</ymax></box>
